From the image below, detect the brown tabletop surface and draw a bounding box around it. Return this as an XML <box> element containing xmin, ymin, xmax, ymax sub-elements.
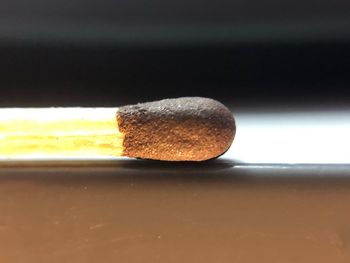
<box><xmin>0</xmin><ymin>161</ymin><xmax>350</xmax><ymax>263</ymax></box>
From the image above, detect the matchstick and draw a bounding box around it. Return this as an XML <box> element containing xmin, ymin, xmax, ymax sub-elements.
<box><xmin>0</xmin><ymin>97</ymin><xmax>235</xmax><ymax>161</ymax></box>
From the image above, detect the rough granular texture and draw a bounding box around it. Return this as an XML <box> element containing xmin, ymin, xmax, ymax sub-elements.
<box><xmin>117</xmin><ymin>97</ymin><xmax>236</xmax><ymax>161</ymax></box>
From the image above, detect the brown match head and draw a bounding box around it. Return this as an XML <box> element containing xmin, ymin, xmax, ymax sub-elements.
<box><xmin>117</xmin><ymin>97</ymin><xmax>236</xmax><ymax>161</ymax></box>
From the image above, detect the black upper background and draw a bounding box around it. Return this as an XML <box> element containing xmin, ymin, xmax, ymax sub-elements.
<box><xmin>1</xmin><ymin>0</ymin><xmax>350</xmax><ymax>107</ymax></box>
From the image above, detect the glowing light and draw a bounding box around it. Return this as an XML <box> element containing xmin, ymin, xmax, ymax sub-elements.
<box><xmin>226</xmin><ymin>110</ymin><xmax>350</xmax><ymax>164</ymax></box>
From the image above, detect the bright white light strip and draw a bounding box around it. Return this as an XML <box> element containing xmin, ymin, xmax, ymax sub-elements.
<box><xmin>0</xmin><ymin>107</ymin><xmax>118</xmax><ymax>122</ymax></box>
<box><xmin>0</xmin><ymin>107</ymin><xmax>348</xmax><ymax>164</ymax></box>
<box><xmin>226</xmin><ymin>110</ymin><xmax>350</xmax><ymax>164</ymax></box>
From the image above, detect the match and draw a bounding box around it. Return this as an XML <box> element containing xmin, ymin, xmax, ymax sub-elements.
<box><xmin>0</xmin><ymin>97</ymin><xmax>235</xmax><ymax>161</ymax></box>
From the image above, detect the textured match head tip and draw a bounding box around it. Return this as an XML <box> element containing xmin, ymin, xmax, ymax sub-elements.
<box><xmin>117</xmin><ymin>97</ymin><xmax>236</xmax><ymax>161</ymax></box>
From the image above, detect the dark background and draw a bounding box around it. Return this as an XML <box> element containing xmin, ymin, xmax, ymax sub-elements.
<box><xmin>1</xmin><ymin>0</ymin><xmax>350</xmax><ymax>107</ymax></box>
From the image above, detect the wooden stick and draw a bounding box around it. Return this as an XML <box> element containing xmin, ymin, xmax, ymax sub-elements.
<box><xmin>0</xmin><ymin>97</ymin><xmax>235</xmax><ymax>161</ymax></box>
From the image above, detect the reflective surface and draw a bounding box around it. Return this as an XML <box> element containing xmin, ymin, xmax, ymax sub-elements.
<box><xmin>1</xmin><ymin>161</ymin><xmax>350</xmax><ymax>262</ymax></box>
